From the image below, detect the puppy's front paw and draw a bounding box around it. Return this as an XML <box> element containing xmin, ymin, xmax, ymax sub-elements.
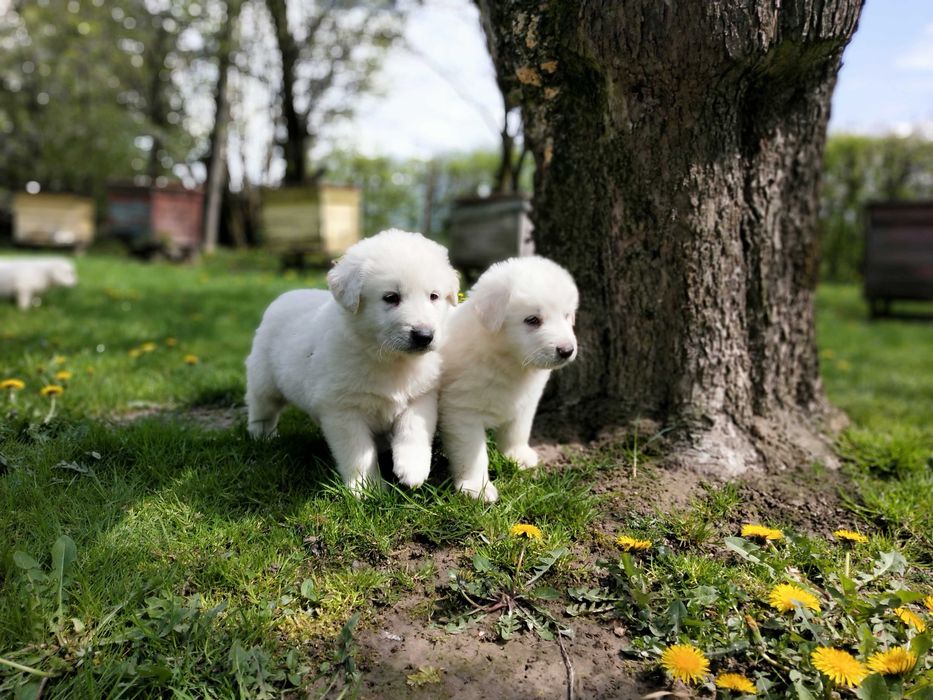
<box><xmin>392</xmin><ymin>443</ymin><xmax>432</xmax><ymax>488</ymax></box>
<box><xmin>345</xmin><ymin>472</ymin><xmax>386</xmax><ymax>498</ymax></box>
<box><xmin>455</xmin><ymin>478</ymin><xmax>499</xmax><ymax>503</ymax></box>
<box><xmin>504</xmin><ymin>445</ymin><xmax>539</xmax><ymax>470</ymax></box>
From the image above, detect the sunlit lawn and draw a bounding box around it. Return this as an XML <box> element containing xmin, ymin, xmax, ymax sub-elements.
<box><xmin>0</xmin><ymin>253</ymin><xmax>930</xmax><ymax>697</ymax></box>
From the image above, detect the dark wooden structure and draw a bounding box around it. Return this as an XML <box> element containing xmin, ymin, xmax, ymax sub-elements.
<box><xmin>107</xmin><ymin>183</ymin><xmax>204</xmax><ymax>258</ymax></box>
<box><xmin>864</xmin><ymin>201</ymin><xmax>933</xmax><ymax>317</ymax></box>
<box><xmin>447</xmin><ymin>194</ymin><xmax>534</xmax><ymax>276</ymax></box>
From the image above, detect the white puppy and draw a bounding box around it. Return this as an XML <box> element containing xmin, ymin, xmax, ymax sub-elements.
<box><xmin>439</xmin><ymin>257</ymin><xmax>579</xmax><ymax>502</ymax></box>
<box><xmin>245</xmin><ymin>230</ymin><xmax>459</xmax><ymax>495</ymax></box>
<box><xmin>0</xmin><ymin>257</ymin><xmax>78</xmax><ymax>310</ymax></box>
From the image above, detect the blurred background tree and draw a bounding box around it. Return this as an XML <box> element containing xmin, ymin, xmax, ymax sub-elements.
<box><xmin>819</xmin><ymin>134</ymin><xmax>933</xmax><ymax>282</ymax></box>
<box><xmin>0</xmin><ymin>0</ymin><xmax>206</xmax><ymax>194</ymax></box>
<box><xmin>264</xmin><ymin>0</ymin><xmax>408</xmax><ymax>185</ymax></box>
<box><xmin>1</xmin><ymin>0</ymin><xmax>929</xmax><ymax>281</ymax></box>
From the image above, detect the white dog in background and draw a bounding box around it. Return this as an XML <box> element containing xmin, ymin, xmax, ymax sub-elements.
<box><xmin>439</xmin><ymin>257</ymin><xmax>579</xmax><ymax>502</ymax></box>
<box><xmin>245</xmin><ymin>229</ymin><xmax>459</xmax><ymax>495</ymax></box>
<box><xmin>0</xmin><ymin>257</ymin><xmax>78</xmax><ymax>310</ymax></box>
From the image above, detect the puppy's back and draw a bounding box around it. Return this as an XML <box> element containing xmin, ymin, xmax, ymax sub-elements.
<box><xmin>257</xmin><ymin>289</ymin><xmax>330</xmax><ymax>337</ymax></box>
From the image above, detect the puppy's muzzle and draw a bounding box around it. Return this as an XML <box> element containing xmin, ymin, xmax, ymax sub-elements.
<box><xmin>408</xmin><ymin>326</ymin><xmax>435</xmax><ymax>351</ymax></box>
<box><xmin>556</xmin><ymin>344</ymin><xmax>575</xmax><ymax>360</ymax></box>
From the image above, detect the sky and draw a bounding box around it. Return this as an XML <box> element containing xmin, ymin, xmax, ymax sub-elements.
<box><xmin>333</xmin><ymin>0</ymin><xmax>933</xmax><ymax>159</ymax></box>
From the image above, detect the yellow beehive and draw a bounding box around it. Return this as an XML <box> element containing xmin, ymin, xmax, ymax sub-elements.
<box><xmin>261</xmin><ymin>184</ymin><xmax>361</xmax><ymax>258</ymax></box>
<box><xmin>13</xmin><ymin>192</ymin><xmax>95</xmax><ymax>249</ymax></box>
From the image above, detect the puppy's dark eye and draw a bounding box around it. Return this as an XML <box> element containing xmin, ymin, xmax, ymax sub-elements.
<box><xmin>524</xmin><ymin>315</ymin><xmax>542</xmax><ymax>327</ymax></box>
<box><xmin>430</xmin><ymin>292</ymin><xmax>439</xmax><ymax>301</ymax></box>
<box><xmin>382</xmin><ymin>292</ymin><xmax>400</xmax><ymax>305</ymax></box>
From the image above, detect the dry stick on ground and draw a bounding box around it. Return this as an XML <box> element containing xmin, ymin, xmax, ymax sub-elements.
<box><xmin>557</xmin><ymin>632</ymin><xmax>575</xmax><ymax>700</ymax></box>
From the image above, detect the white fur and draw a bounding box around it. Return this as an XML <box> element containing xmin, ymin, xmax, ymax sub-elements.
<box><xmin>245</xmin><ymin>229</ymin><xmax>459</xmax><ymax>495</ymax></box>
<box><xmin>439</xmin><ymin>257</ymin><xmax>579</xmax><ymax>502</ymax></box>
<box><xmin>0</xmin><ymin>257</ymin><xmax>78</xmax><ymax>310</ymax></box>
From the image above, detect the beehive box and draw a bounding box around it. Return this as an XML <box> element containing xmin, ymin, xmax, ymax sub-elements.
<box><xmin>261</xmin><ymin>184</ymin><xmax>361</xmax><ymax>259</ymax></box>
<box><xmin>107</xmin><ymin>183</ymin><xmax>204</xmax><ymax>253</ymax></box>
<box><xmin>12</xmin><ymin>192</ymin><xmax>95</xmax><ymax>249</ymax></box>
<box><xmin>864</xmin><ymin>201</ymin><xmax>933</xmax><ymax>315</ymax></box>
<box><xmin>447</xmin><ymin>194</ymin><xmax>534</xmax><ymax>274</ymax></box>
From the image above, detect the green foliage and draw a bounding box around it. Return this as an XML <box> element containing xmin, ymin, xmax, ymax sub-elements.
<box><xmin>0</xmin><ymin>1</ymin><xmax>206</xmax><ymax>193</ymax></box>
<box><xmin>444</xmin><ymin>534</ymin><xmax>572</xmax><ymax>642</ymax></box>
<box><xmin>819</xmin><ymin>134</ymin><xmax>933</xmax><ymax>282</ymax></box>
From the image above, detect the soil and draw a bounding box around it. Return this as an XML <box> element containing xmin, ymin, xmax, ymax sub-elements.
<box><xmin>357</xmin><ymin>600</ymin><xmax>653</xmax><ymax>700</ymax></box>
<box><xmin>351</xmin><ymin>436</ymin><xmax>862</xmax><ymax>700</ymax></box>
<box><xmin>113</xmin><ymin>405</ymin><xmax>244</xmax><ymax>431</ymax></box>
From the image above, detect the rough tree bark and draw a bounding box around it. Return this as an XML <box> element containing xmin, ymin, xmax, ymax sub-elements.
<box><xmin>476</xmin><ymin>1</ymin><xmax>863</xmax><ymax>474</ymax></box>
<box><xmin>203</xmin><ymin>1</ymin><xmax>242</xmax><ymax>254</ymax></box>
<box><xmin>266</xmin><ymin>0</ymin><xmax>308</xmax><ymax>185</ymax></box>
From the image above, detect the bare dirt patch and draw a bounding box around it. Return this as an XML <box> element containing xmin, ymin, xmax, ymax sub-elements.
<box><xmin>112</xmin><ymin>405</ymin><xmax>244</xmax><ymax>431</ymax></box>
<box><xmin>358</xmin><ymin>598</ymin><xmax>653</xmax><ymax>700</ymax></box>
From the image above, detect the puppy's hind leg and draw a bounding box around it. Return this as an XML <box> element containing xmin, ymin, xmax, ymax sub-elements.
<box><xmin>245</xmin><ymin>361</ymin><xmax>285</xmax><ymax>438</ymax></box>
<box><xmin>16</xmin><ymin>286</ymin><xmax>34</xmax><ymax>311</ymax></box>
<box><xmin>442</xmin><ymin>413</ymin><xmax>498</xmax><ymax>502</ymax></box>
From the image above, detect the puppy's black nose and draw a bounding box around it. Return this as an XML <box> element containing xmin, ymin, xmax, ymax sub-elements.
<box><xmin>410</xmin><ymin>327</ymin><xmax>434</xmax><ymax>348</ymax></box>
<box><xmin>556</xmin><ymin>344</ymin><xmax>574</xmax><ymax>359</ymax></box>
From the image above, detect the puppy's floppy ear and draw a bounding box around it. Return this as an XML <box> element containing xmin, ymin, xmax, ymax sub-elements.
<box><xmin>327</xmin><ymin>255</ymin><xmax>366</xmax><ymax>312</ymax></box>
<box><xmin>470</xmin><ymin>268</ymin><xmax>511</xmax><ymax>331</ymax></box>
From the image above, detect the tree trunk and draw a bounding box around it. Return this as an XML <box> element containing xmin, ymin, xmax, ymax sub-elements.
<box><xmin>476</xmin><ymin>1</ymin><xmax>863</xmax><ymax>474</ymax></box>
<box><xmin>266</xmin><ymin>0</ymin><xmax>308</xmax><ymax>185</ymax></box>
<box><xmin>203</xmin><ymin>1</ymin><xmax>241</xmax><ymax>254</ymax></box>
<box><xmin>146</xmin><ymin>18</ymin><xmax>170</xmax><ymax>182</ymax></box>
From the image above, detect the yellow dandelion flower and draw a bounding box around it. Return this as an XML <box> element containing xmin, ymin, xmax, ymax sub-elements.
<box><xmin>924</xmin><ymin>595</ymin><xmax>933</xmax><ymax>614</ymax></box>
<box><xmin>510</xmin><ymin>523</ymin><xmax>542</xmax><ymax>540</ymax></box>
<box><xmin>659</xmin><ymin>644</ymin><xmax>709</xmax><ymax>684</ymax></box>
<box><xmin>1</xmin><ymin>378</ymin><xmax>25</xmax><ymax>391</ymax></box>
<box><xmin>140</xmin><ymin>342</ymin><xmax>157</xmax><ymax>353</ymax></box>
<box><xmin>768</xmin><ymin>583</ymin><xmax>821</xmax><ymax>613</ymax></box>
<box><xmin>52</xmin><ymin>355</ymin><xmax>67</xmax><ymax>365</ymax></box>
<box><xmin>165</xmin><ymin>337</ymin><xmax>178</xmax><ymax>347</ymax></box>
<box><xmin>715</xmin><ymin>673</ymin><xmax>757</xmax><ymax>695</ymax></box>
<box><xmin>867</xmin><ymin>648</ymin><xmax>917</xmax><ymax>675</ymax></box>
<box><xmin>616</xmin><ymin>535</ymin><xmax>652</xmax><ymax>551</ymax></box>
<box><xmin>810</xmin><ymin>647</ymin><xmax>868</xmax><ymax>688</ymax></box>
<box><xmin>741</xmin><ymin>524</ymin><xmax>784</xmax><ymax>541</ymax></box>
<box><xmin>833</xmin><ymin>529</ymin><xmax>868</xmax><ymax>544</ymax></box>
<box><xmin>893</xmin><ymin>607</ymin><xmax>926</xmax><ymax>632</ymax></box>
<box><xmin>836</xmin><ymin>359</ymin><xmax>852</xmax><ymax>372</ymax></box>
<box><xmin>128</xmin><ymin>348</ymin><xmax>142</xmax><ymax>358</ymax></box>
<box><xmin>54</xmin><ymin>370</ymin><xmax>73</xmax><ymax>382</ymax></box>
<box><xmin>39</xmin><ymin>384</ymin><xmax>64</xmax><ymax>397</ymax></box>
<box><xmin>183</xmin><ymin>354</ymin><xmax>199</xmax><ymax>365</ymax></box>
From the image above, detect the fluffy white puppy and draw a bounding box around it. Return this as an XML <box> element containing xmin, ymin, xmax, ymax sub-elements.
<box><xmin>245</xmin><ymin>229</ymin><xmax>459</xmax><ymax>495</ymax></box>
<box><xmin>439</xmin><ymin>257</ymin><xmax>578</xmax><ymax>502</ymax></box>
<box><xmin>0</xmin><ymin>257</ymin><xmax>78</xmax><ymax>310</ymax></box>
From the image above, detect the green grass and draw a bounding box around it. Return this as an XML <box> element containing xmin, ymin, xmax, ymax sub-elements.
<box><xmin>0</xmin><ymin>258</ymin><xmax>931</xmax><ymax>697</ymax></box>
<box><xmin>817</xmin><ymin>285</ymin><xmax>933</xmax><ymax>554</ymax></box>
